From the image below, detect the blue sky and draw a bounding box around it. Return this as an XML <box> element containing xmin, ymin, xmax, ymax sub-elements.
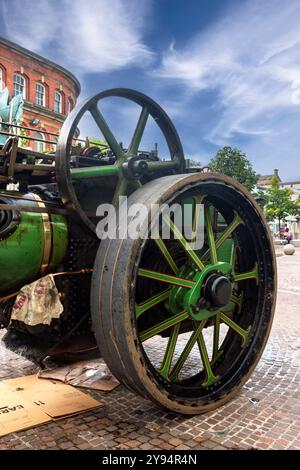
<box><xmin>1</xmin><ymin>0</ymin><xmax>300</xmax><ymax>181</ymax></box>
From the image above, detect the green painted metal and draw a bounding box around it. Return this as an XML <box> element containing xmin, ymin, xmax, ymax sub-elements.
<box><xmin>127</xmin><ymin>107</ymin><xmax>149</xmax><ymax>156</ymax></box>
<box><xmin>159</xmin><ymin>323</ymin><xmax>180</xmax><ymax>379</ymax></box>
<box><xmin>170</xmin><ymin>319</ymin><xmax>207</xmax><ymax>381</ymax></box>
<box><xmin>154</xmin><ymin>237</ymin><xmax>179</xmax><ymax>275</ymax></box>
<box><xmin>202</xmin><ymin>211</ymin><xmax>243</xmax><ymax>262</ymax></box>
<box><xmin>204</xmin><ymin>204</ymin><xmax>218</xmax><ymax>264</ymax></box>
<box><xmin>138</xmin><ymin>268</ymin><xmax>195</xmax><ymax>288</ymax></box>
<box><xmin>197</xmin><ymin>332</ymin><xmax>219</xmax><ymax>386</ymax></box>
<box><xmin>167</xmin><ymin>264</ymin><xmax>195</xmax><ymax>316</ymax></box>
<box><xmin>217</xmin><ymin>238</ymin><xmax>234</xmax><ymax>264</ymax></box>
<box><xmin>0</xmin><ymin>204</ymin><xmax>68</xmax><ymax>295</ymax></box>
<box><xmin>183</xmin><ymin>262</ymin><xmax>232</xmax><ymax>321</ymax></box>
<box><xmin>145</xmin><ymin>160</ymin><xmax>180</xmax><ymax>171</ymax></box>
<box><xmin>220</xmin><ymin>312</ymin><xmax>251</xmax><ymax>345</ymax></box>
<box><xmin>70</xmin><ymin>160</ymin><xmax>180</xmax><ymax>181</ymax></box>
<box><xmin>90</xmin><ymin>106</ymin><xmax>124</xmax><ymax>161</ymax></box>
<box><xmin>70</xmin><ymin>165</ymin><xmax>120</xmax><ymax>179</ymax></box>
<box><xmin>48</xmin><ymin>213</ymin><xmax>69</xmax><ymax>271</ymax></box>
<box><xmin>164</xmin><ymin>216</ymin><xmax>206</xmax><ymax>271</ymax></box>
<box><xmin>0</xmin><ymin>211</ymin><xmax>44</xmax><ymax>293</ymax></box>
<box><xmin>234</xmin><ymin>263</ymin><xmax>259</xmax><ymax>284</ymax></box>
<box><xmin>140</xmin><ymin>310</ymin><xmax>189</xmax><ymax>342</ymax></box>
<box><xmin>135</xmin><ymin>288</ymin><xmax>170</xmax><ymax>318</ymax></box>
<box><xmin>212</xmin><ymin>312</ymin><xmax>221</xmax><ymax>360</ymax></box>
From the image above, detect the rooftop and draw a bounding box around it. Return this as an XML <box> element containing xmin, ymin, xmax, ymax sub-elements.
<box><xmin>0</xmin><ymin>37</ymin><xmax>81</xmax><ymax>96</ymax></box>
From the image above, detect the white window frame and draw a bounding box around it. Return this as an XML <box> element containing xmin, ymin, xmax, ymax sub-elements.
<box><xmin>36</xmin><ymin>82</ymin><xmax>45</xmax><ymax>107</ymax></box>
<box><xmin>54</xmin><ymin>91</ymin><xmax>62</xmax><ymax>113</ymax></box>
<box><xmin>13</xmin><ymin>73</ymin><xmax>26</xmax><ymax>98</ymax></box>
<box><xmin>34</xmin><ymin>132</ymin><xmax>45</xmax><ymax>153</ymax></box>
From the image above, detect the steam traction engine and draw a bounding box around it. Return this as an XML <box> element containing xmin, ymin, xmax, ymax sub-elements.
<box><xmin>0</xmin><ymin>89</ymin><xmax>276</xmax><ymax>414</ymax></box>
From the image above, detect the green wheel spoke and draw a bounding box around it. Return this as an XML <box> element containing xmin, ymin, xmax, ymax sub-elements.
<box><xmin>154</xmin><ymin>237</ymin><xmax>179</xmax><ymax>275</ymax></box>
<box><xmin>203</xmin><ymin>211</ymin><xmax>243</xmax><ymax>262</ymax></box>
<box><xmin>230</xmin><ymin>243</ymin><xmax>239</xmax><ymax>268</ymax></box>
<box><xmin>204</xmin><ymin>204</ymin><xmax>218</xmax><ymax>264</ymax></box>
<box><xmin>164</xmin><ymin>216</ymin><xmax>206</xmax><ymax>271</ymax></box>
<box><xmin>170</xmin><ymin>319</ymin><xmax>206</xmax><ymax>380</ymax></box>
<box><xmin>90</xmin><ymin>106</ymin><xmax>124</xmax><ymax>160</ymax></box>
<box><xmin>138</xmin><ymin>268</ymin><xmax>195</xmax><ymax>288</ymax></box>
<box><xmin>197</xmin><ymin>332</ymin><xmax>219</xmax><ymax>386</ymax></box>
<box><xmin>213</xmin><ymin>312</ymin><xmax>221</xmax><ymax>361</ymax></box>
<box><xmin>159</xmin><ymin>323</ymin><xmax>180</xmax><ymax>379</ymax></box>
<box><xmin>234</xmin><ymin>263</ymin><xmax>259</xmax><ymax>284</ymax></box>
<box><xmin>231</xmin><ymin>292</ymin><xmax>244</xmax><ymax>314</ymax></box>
<box><xmin>140</xmin><ymin>310</ymin><xmax>189</xmax><ymax>342</ymax></box>
<box><xmin>191</xmin><ymin>195</ymin><xmax>205</xmax><ymax>243</ymax></box>
<box><xmin>220</xmin><ymin>312</ymin><xmax>251</xmax><ymax>345</ymax></box>
<box><xmin>113</xmin><ymin>178</ymin><xmax>129</xmax><ymax>205</ymax></box>
<box><xmin>136</xmin><ymin>289</ymin><xmax>170</xmax><ymax>318</ymax></box>
<box><xmin>128</xmin><ymin>106</ymin><xmax>149</xmax><ymax>155</ymax></box>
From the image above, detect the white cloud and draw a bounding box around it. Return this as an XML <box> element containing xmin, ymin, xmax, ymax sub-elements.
<box><xmin>156</xmin><ymin>0</ymin><xmax>300</xmax><ymax>151</ymax></box>
<box><xmin>2</xmin><ymin>0</ymin><xmax>153</xmax><ymax>74</ymax></box>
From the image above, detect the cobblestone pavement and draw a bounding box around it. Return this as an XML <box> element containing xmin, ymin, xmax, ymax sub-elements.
<box><xmin>0</xmin><ymin>249</ymin><xmax>299</xmax><ymax>451</ymax></box>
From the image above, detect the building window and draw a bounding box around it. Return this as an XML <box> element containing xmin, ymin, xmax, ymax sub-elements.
<box><xmin>13</xmin><ymin>73</ymin><xmax>26</xmax><ymax>98</ymax></box>
<box><xmin>36</xmin><ymin>83</ymin><xmax>45</xmax><ymax>106</ymax></box>
<box><xmin>54</xmin><ymin>91</ymin><xmax>62</xmax><ymax>113</ymax></box>
<box><xmin>52</xmin><ymin>136</ymin><xmax>58</xmax><ymax>152</ymax></box>
<box><xmin>68</xmin><ymin>97</ymin><xmax>74</xmax><ymax>113</ymax></box>
<box><xmin>34</xmin><ymin>132</ymin><xmax>45</xmax><ymax>153</ymax></box>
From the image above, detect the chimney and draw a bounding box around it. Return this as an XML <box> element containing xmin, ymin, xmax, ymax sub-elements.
<box><xmin>274</xmin><ymin>169</ymin><xmax>279</xmax><ymax>178</ymax></box>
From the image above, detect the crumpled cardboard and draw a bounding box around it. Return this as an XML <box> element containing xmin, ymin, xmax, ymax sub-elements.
<box><xmin>0</xmin><ymin>375</ymin><xmax>102</xmax><ymax>437</ymax></box>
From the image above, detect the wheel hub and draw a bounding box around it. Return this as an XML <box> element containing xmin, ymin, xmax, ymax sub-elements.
<box><xmin>178</xmin><ymin>262</ymin><xmax>233</xmax><ymax>321</ymax></box>
<box><xmin>202</xmin><ymin>273</ymin><xmax>232</xmax><ymax>308</ymax></box>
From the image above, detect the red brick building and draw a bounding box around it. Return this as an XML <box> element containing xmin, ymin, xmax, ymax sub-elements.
<box><xmin>0</xmin><ymin>37</ymin><xmax>80</xmax><ymax>151</ymax></box>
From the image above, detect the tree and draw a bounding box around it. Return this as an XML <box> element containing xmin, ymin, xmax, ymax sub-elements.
<box><xmin>209</xmin><ymin>146</ymin><xmax>259</xmax><ymax>191</ymax></box>
<box><xmin>89</xmin><ymin>137</ymin><xmax>108</xmax><ymax>148</ymax></box>
<box><xmin>264</xmin><ymin>176</ymin><xmax>300</xmax><ymax>235</ymax></box>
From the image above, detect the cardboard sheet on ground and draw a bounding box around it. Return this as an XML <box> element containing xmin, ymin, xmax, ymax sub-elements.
<box><xmin>3</xmin><ymin>375</ymin><xmax>102</xmax><ymax>420</ymax></box>
<box><xmin>38</xmin><ymin>358</ymin><xmax>119</xmax><ymax>392</ymax></box>
<box><xmin>0</xmin><ymin>381</ymin><xmax>51</xmax><ymax>437</ymax></box>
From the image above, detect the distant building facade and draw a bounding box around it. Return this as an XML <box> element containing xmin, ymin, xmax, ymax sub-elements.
<box><xmin>257</xmin><ymin>168</ymin><xmax>281</xmax><ymax>188</ymax></box>
<box><xmin>0</xmin><ymin>37</ymin><xmax>80</xmax><ymax>151</ymax></box>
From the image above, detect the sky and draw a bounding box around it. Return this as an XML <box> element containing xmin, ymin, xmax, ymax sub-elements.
<box><xmin>1</xmin><ymin>0</ymin><xmax>300</xmax><ymax>181</ymax></box>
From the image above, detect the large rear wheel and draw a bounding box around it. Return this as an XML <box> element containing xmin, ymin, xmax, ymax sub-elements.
<box><xmin>91</xmin><ymin>173</ymin><xmax>276</xmax><ymax>414</ymax></box>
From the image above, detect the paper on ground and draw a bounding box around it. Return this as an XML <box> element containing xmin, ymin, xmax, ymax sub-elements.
<box><xmin>38</xmin><ymin>358</ymin><xmax>119</xmax><ymax>392</ymax></box>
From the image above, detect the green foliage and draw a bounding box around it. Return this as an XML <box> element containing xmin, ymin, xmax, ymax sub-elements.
<box><xmin>19</xmin><ymin>128</ymin><xmax>29</xmax><ymax>147</ymax></box>
<box><xmin>89</xmin><ymin>137</ymin><xmax>108</xmax><ymax>149</ymax></box>
<box><xmin>209</xmin><ymin>146</ymin><xmax>259</xmax><ymax>191</ymax></box>
<box><xmin>264</xmin><ymin>177</ymin><xmax>300</xmax><ymax>224</ymax></box>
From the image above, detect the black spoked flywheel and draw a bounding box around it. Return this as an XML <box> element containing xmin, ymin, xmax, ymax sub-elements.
<box><xmin>91</xmin><ymin>173</ymin><xmax>276</xmax><ymax>414</ymax></box>
<box><xmin>56</xmin><ymin>88</ymin><xmax>185</xmax><ymax>233</ymax></box>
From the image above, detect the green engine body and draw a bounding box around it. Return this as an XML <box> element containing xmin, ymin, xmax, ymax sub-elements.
<box><xmin>0</xmin><ymin>193</ymin><xmax>68</xmax><ymax>294</ymax></box>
